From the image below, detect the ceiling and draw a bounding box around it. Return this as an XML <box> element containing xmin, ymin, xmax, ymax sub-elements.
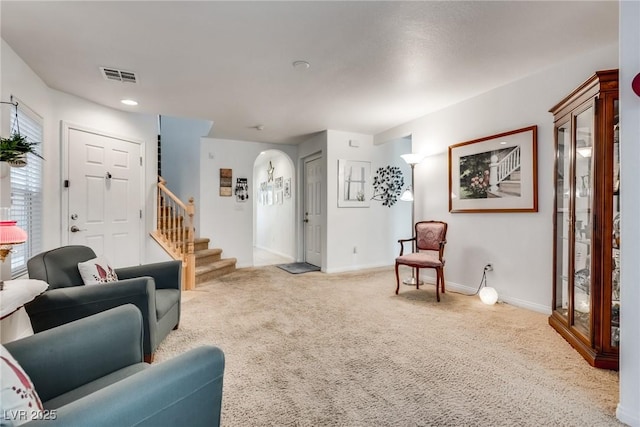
<box><xmin>1</xmin><ymin>1</ymin><xmax>618</xmax><ymax>144</ymax></box>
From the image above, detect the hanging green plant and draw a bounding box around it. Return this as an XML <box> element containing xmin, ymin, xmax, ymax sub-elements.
<box><xmin>0</xmin><ymin>133</ymin><xmax>43</xmax><ymax>166</ymax></box>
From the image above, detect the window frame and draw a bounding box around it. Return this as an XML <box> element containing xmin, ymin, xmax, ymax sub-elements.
<box><xmin>8</xmin><ymin>100</ymin><xmax>43</xmax><ymax>278</ymax></box>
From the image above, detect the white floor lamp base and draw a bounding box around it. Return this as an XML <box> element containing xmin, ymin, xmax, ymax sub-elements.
<box><xmin>402</xmin><ymin>276</ymin><xmax>424</xmax><ymax>286</ymax></box>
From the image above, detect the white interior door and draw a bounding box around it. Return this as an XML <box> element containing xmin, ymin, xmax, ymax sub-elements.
<box><xmin>67</xmin><ymin>127</ymin><xmax>142</xmax><ymax>267</ymax></box>
<box><xmin>304</xmin><ymin>157</ymin><xmax>322</xmax><ymax>267</ymax></box>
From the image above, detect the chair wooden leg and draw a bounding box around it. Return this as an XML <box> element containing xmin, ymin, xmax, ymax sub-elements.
<box><xmin>395</xmin><ymin>262</ymin><xmax>400</xmax><ymax>295</ymax></box>
<box><xmin>435</xmin><ymin>269</ymin><xmax>440</xmax><ymax>302</ymax></box>
<box><xmin>144</xmin><ymin>353</ymin><xmax>155</xmax><ymax>364</ymax></box>
<box><xmin>440</xmin><ymin>268</ymin><xmax>446</xmax><ymax>293</ymax></box>
<box><xmin>173</xmin><ymin>323</ymin><xmax>179</xmax><ymax>330</ymax></box>
<box><xmin>416</xmin><ymin>269</ymin><xmax>420</xmax><ymax>290</ymax></box>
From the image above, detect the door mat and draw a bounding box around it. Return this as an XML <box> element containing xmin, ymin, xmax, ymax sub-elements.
<box><xmin>276</xmin><ymin>262</ymin><xmax>321</xmax><ymax>274</ymax></box>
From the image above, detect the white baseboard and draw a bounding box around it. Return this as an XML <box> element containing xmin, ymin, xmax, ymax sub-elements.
<box><xmin>616</xmin><ymin>403</ymin><xmax>639</xmax><ymax>426</ymax></box>
<box><xmin>324</xmin><ymin>262</ymin><xmax>391</xmax><ymax>274</ymax></box>
<box><xmin>499</xmin><ymin>294</ymin><xmax>551</xmax><ymax>315</ymax></box>
<box><xmin>254</xmin><ymin>245</ymin><xmax>294</xmax><ymax>260</ymax></box>
<box><xmin>443</xmin><ymin>280</ymin><xmax>550</xmax><ymax>314</ymax></box>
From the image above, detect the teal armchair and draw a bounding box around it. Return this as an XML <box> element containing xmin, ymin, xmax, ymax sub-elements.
<box><xmin>26</xmin><ymin>245</ymin><xmax>180</xmax><ymax>362</ymax></box>
<box><xmin>4</xmin><ymin>305</ymin><xmax>224</xmax><ymax>427</ymax></box>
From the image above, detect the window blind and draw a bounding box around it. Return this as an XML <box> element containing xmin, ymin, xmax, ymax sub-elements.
<box><xmin>9</xmin><ymin>102</ymin><xmax>43</xmax><ymax>277</ymax></box>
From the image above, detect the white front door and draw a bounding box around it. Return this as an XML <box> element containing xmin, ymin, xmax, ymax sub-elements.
<box><xmin>304</xmin><ymin>156</ymin><xmax>322</xmax><ymax>267</ymax></box>
<box><xmin>66</xmin><ymin>126</ymin><xmax>142</xmax><ymax>267</ymax></box>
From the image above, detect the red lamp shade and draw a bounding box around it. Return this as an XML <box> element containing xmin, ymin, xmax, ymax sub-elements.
<box><xmin>0</xmin><ymin>220</ymin><xmax>27</xmax><ymax>245</ymax></box>
<box><xmin>0</xmin><ymin>220</ymin><xmax>27</xmax><ymax>262</ymax></box>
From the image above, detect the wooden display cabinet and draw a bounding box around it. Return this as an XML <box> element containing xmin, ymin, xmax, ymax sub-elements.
<box><xmin>549</xmin><ymin>69</ymin><xmax>619</xmax><ymax>370</ymax></box>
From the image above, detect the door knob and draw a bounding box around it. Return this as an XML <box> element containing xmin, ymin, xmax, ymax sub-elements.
<box><xmin>70</xmin><ymin>225</ymin><xmax>86</xmax><ymax>232</ymax></box>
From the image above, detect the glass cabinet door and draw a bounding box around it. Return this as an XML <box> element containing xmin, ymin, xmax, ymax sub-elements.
<box><xmin>611</xmin><ymin>99</ymin><xmax>620</xmax><ymax>347</ymax></box>
<box><xmin>549</xmin><ymin>70</ymin><xmax>619</xmax><ymax>369</ymax></box>
<box><xmin>573</xmin><ymin>106</ymin><xmax>594</xmax><ymax>338</ymax></box>
<box><xmin>554</xmin><ymin>121</ymin><xmax>571</xmax><ymax>319</ymax></box>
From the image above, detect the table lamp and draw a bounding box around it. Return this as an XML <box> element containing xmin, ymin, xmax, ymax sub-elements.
<box><xmin>0</xmin><ymin>218</ymin><xmax>27</xmax><ymax>290</ymax></box>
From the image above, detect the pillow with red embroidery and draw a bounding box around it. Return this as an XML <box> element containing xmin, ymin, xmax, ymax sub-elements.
<box><xmin>1</xmin><ymin>344</ymin><xmax>43</xmax><ymax>425</ymax></box>
<box><xmin>77</xmin><ymin>256</ymin><xmax>119</xmax><ymax>285</ymax></box>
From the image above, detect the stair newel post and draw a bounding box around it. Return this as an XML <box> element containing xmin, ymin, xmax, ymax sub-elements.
<box><xmin>184</xmin><ymin>197</ymin><xmax>196</xmax><ymax>291</ymax></box>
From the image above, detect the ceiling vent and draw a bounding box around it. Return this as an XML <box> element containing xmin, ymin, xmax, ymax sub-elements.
<box><xmin>100</xmin><ymin>67</ymin><xmax>138</xmax><ymax>84</ymax></box>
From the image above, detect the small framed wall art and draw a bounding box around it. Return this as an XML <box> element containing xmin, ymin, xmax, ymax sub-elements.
<box><xmin>338</xmin><ymin>159</ymin><xmax>371</xmax><ymax>208</ymax></box>
<box><xmin>220</xmin><ymin>168</ymin><xmax>232</xmax><ymax>197</ymax></box>
<box><xmin>235</xmin><ymin>178</ymin><xmax>248</xmax><ymax>202</ymax></box>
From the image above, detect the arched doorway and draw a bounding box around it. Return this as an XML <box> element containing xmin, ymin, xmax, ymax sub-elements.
<box><xmin>253</xmin><ymin>150</ymin><xmax>296</xmax><ymax>266</ymax></box>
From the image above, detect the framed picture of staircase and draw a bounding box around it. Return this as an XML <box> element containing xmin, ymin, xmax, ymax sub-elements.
<box><xmin>448</xmin><ymin>125</ymin><xmax>538</xmax><ymax>213</ymax></box>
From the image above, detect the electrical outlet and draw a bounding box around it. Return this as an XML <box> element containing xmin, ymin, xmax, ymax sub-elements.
<box><xmin>484</xmin><ymin>263</ymin><xmax>493</xmax><ymax>271</ymax></box>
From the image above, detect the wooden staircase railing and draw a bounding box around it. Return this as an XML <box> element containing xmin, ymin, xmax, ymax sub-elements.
<box><xmin>151</xmin><ymin>176</ymin><xmax>196</xmax><ymax>290</ymax></box>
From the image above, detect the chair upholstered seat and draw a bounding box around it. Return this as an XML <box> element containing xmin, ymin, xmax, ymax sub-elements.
<box><xmin>395</xmin><ymin>221</ymin><xmax>448</xmax><ymax>302</ymax></box>
<box><xmin>155</xmin><ymin>289</ymin><xmax>180</xmax><ymax>319</ymax></box>
<box><xmin>395</xmin><ymin>252</ymin><xmax>443</xmax><ymax>268</ymax></box>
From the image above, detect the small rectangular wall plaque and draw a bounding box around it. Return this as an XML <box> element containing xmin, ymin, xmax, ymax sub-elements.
<box><xmin>220</xmin><ymin>168</ymin><xmax>232</xmax><ymax>196</ymax></box>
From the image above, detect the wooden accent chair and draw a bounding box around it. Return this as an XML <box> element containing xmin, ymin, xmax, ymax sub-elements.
<box><xmin>395</xmin><ymin>220</ymin><xmax>448</xmax><ymax>302</ymax></box>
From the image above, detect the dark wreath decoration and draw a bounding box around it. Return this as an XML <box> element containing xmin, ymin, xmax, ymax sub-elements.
<box><xmin>371</xmin><ymin>166</ymin><xmax>404</xmax><ymax>207</ymax></box>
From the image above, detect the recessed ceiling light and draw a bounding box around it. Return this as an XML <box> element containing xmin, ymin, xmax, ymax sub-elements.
<box><xmin>121</xmin><ymin>99</ymin><xmax>138</xmax><ymax>106</ymax></box>
<box><xmin>292</xmin><ymin>60</ymin><xmax>310</xmax><ymax>70</ymax></box>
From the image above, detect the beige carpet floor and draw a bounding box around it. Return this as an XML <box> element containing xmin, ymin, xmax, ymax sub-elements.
<box><xmin>154</xmin><ymin>266</ymin><xmax>621</xmax><ymax>426</ymax></box>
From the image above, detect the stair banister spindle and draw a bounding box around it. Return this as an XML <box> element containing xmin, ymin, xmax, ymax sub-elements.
<box><xmin>154</xmin><ymin>176</ymin><xmax>197</xmax><ymax>290</ymax></box>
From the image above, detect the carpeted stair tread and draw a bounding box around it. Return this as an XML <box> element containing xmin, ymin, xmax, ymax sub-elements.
<box><xmin>196</xmin><ymin>248</ymin><xmax>222</xmax><ymax>257</ymax></box>
<box><xmin>195</xmin><ymin>258</ymin><xmax>236</xmax><ymax>273</ymax></box>
<box><xmin>194</xmin><ymin>237</ymin><xmax>210</xmax><ymax>252</ymax></box>
<box><xmin>195</xmin><ymin>258</ymin><xmax>237</xmax><ymax>284</ymax></box>
<box><xmin>195</xmin><ymin>248</ymin><xmax>223</xmax><ymax>267</ymax></box>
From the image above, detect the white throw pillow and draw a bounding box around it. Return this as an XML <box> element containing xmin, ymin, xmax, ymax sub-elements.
<box><xmin>0</xmin><ymin>344</ymin><xmax>43</xmax><ymax>425</ymax></box>
<box><xmin>77</xmin><ymin>256</ymin><xmax>119</xmax><ymax>285</ymax></box>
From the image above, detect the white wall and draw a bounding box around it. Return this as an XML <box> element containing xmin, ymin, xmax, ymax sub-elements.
<box><xmin>375</xmin><ymin>43</ymin><xmax>618</xmax><ymax>313</ymax></box>
<box><xmin>1</xmin><ymin>39</ymin><xmax>167</xmax><ymax>266</ymax></box>
<box><xmin>199</xmin><ymin>137</ymin><xmax>297</xmax><ymax>267</ymax></box>
<box><xmin>254</xmin><ymin>150</ymin><xmax>295</xmax><ymax>260</ymax></box>
<box><xmin>617</xmin><ymin>1</ymin><xmax>640</xmax><ymax>424</ymax></box>
<box><xmin>160</xmin><ymin>115</ymin><xmax>213</xmax><ymax>228</ymax></box>
<box><xmin>324</xmin><ymin>130</ymin><xmax>411</xmax><ymax>273</ymax></box>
